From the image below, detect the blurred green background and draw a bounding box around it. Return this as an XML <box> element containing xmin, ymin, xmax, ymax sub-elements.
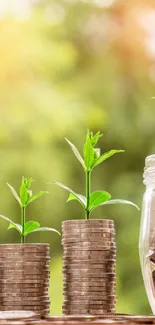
<box><xmin>0</xmin><ymin>0</ymin><xmax>155</xmax><ymax>316</ymax></box>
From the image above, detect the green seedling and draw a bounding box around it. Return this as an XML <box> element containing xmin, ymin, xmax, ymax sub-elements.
<box><xmin>50</xmin><ymin>130</ymin><xmax>139</xmax><ymax>219</ymax></box>
<box><xmin>0</xmin><ymin>177</ymin><xmax>60</xmax><ymax>243</ymax></box>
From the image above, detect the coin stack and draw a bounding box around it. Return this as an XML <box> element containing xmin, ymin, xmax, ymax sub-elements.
<box><xmin>0</xmin><ymin>244</ymin><xmax>51</xmax><ymax>317</ymax></box>
<box><xmin>62</xmin><ymin>220</ymin><xmax>116</xmax><ymax>315</ymax></box>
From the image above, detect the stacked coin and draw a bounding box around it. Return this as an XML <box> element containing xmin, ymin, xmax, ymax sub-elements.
<box><xmin>62</xmin><ymin>220</ymin><xmax>116</xmax><ymax>315</ymax></box>
<box><xmin>0</xmin><ymin>244</ymin><xmax>51</xmax><ymax>317</ymax></box>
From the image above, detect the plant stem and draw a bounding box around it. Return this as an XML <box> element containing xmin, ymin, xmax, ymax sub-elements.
<box><xmin>86</xmin><ymin>170</ymin><xmax>91</xmax><ymax>219</ymax></box>
<box><xmin>21</xmin><ymin>206</ymin><xmax>25</xmax><ymax>244</ymax></box>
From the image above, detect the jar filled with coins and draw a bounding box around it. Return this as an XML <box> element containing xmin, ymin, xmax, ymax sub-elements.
<box><xmin>139</xmin><ymin>154</ymin><xmax>155</xmax><ymax>314</ymax></box>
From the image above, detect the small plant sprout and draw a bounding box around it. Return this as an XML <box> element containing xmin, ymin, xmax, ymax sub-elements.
<box><xmin>0</xmin><ymin>177</ymin><xmax>60</xmax><ymax>243</ymax></box>
<box><xmin>50</xmin><ymin>130</ymin><xmax>139</xmax><ymax>219</ymax></box>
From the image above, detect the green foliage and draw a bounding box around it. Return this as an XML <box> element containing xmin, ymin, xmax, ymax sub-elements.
<box><xmin>93</xmin><ymin>150</ymin><xmax>125</xmax><ymax>168</ymax></box>
<box><xmin>101</xmin><ymin>199</ymin><xmax>140</xmax><ymax>210</ymax></box>
<box><xmin>89</xmin><ymin>191</ymin><xmax>111</xmax><ymax>211</ymax></box>
<box><xmin>23</xmin><ymin>221</ymin><xmax>40</xmax><ymax>236</ymax></box>
<box><xmin>65</xmin><ymin>138</ymin><xmax>85</xmax><ymax>169</ymax></box>
<box><xmin>51</xmin><ymin>130</ymin><xmax>139</xmax><ymax>219</ymax></box>
<box><xmin>3</xmin><ymin>177</ymin><xmax>61</xmax><ymax>243</ymax></box>
<box><xmin>51</xmin><ymin>181</ymin><xmax>86</xmax><ymax>208</ymax></box>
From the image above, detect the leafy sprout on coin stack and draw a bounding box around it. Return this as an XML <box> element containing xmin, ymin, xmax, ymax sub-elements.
<box><xmin>0</xmin><ymin>177</ymin><xmax>60</xmax><ymax>243</ymax></box>
<box><xmin>50</xmin><ymin>130</ymin><xmax>139</xmax><ymax>217</ymax></box>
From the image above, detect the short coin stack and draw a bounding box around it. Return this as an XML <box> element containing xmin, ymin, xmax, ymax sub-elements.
<box><xmin>0</xmin><ymin>244</ymin><xmax>51</xmax><ymax>317</ymax></box>
<box><xmin>62</xmin><ymin>220</ymin><xmax>116</xmax><ymax>315</ymax></box>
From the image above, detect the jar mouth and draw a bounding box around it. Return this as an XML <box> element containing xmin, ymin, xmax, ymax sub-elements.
<box><xmin>143</xmin><ymin>155</ymin><xmax>155</xmax><ymax>185</ymax></box>
<box><xmin>145</xmin><ymin>155</ymin><xmax>155</xmax><ymax>168</ymax></box>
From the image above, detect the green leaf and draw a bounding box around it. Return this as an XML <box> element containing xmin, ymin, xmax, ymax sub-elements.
<box><xmin>25</xmin><ymin>177</ymin><xmax>33</xmax><ymax>189</ymax></box>
<box><xmin>8</xmin><ymin>223</ymin><xmax>22</xmax><ymax>234</ymax></box>
<box><xmin>93</xmin><ymin>150</ymin><xmax>125</xmax><ymax>168</ymax></box>
<box><xmin>29</xmin><ymin>227</ymin><xmax>61</xmax><ymax>236</ymax></box>
<box><xmin>65</xmin><ymin>138</ymin><xmax>85</xmax><ymax>169</ymax></box>
<box><xmin>23</xmin><ymin>221</ymin><xmax>40</xmax><ymax>236</ymax></box>
<box><xmin>90</xmin><ymin>131</ymin><xmax>103</xmax><ymax>147</ymax></box>
<box><xmin>20</xmin><ymin>177</ymin><xmax>29</xmax><ymax>207</ymax></box>
<box><xmin>50</xmin><ymin>181</ymin><xmax>86</xmax><ymax>208</ymax></box>
<box><xmin>100</xmin><ymin>199</ymin><xmax>140</xmax><ymax>210</ymax></box>
<box><xmin>84</xmin><ymin>137</ymin><xmax>95</xmax><ymax>171</ymax></box>
<box><xmin>89</xmin><ymin>191</ymin><xmax>111</xmax><ymax>211</ymax></box>
<box><xmin>0</xmin><ymin>214</ymin><xmax>22</xmax><ymax>234</ymax></box>
<box><xmin>67</xmin><ymin>193</ymin><xmax>87</xmax><ymax>206</ymax></box>
<box><xmin>7</xmin><ymin>183</ymin><xmax>21</xmax><ymax>206</ymax></box>
<box><xmin>27</xmin><ymin>191</ymin><xmax>48</xmax><ymax>205</ymax></box>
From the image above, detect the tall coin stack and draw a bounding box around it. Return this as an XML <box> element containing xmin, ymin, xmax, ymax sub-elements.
<box><xmin>0</xmin><ymin>244</ymin><xmax>51</xmax><ymax>317</ymax></box>
<box><xmin>62</xmin><ymin>220</ymin><xmax>116</xmax><ymax>315</ymax></box>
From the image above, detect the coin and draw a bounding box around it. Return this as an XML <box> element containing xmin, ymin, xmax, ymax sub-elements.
<box><xmin>0</xmin><ymin>246</ymin><xmax>50</xmax><ymax>253</ymax></box>
<box><xmin>63</xmin><ymin>266</ymin><xmax>115</xmax><ymax>272</ymax></box>
<box><xmin>0</xmin><ymin>283</ymin><xmax>49</xmax><ymax>288</ymax></box>
<box><xmin>63</xmin><ymin>260</ymin><xmax>116</xmax><ymax>266</ymax></box>
<box><xmin>63</xmin><ymin>302</ymin><xmax>116</xmax><ymax>308</ymax></box>
<box><xmin>62</xmin><ymin>308</ymin><xmax>115</xmax><ymax>315</ymax></box>
<box><xmin>62</xmin><ymin>232</ymin><xmax>115</xmax><ymax>238</ymax></box>
<box><xmin>63</xmin><ymin>270</ymin><xmax>115</xmax><ymax>276</ymax></box>
<box><xmin>63</xmin><ymin>289</ymin><xmax>116</xmax><ymax>295</ymax></box>
<box><xmin>63</xmin><ymin>281</ymin><xmax>116</xmax><ymax>285</ymax></box>
<box><xmin>62</xmin><ymin>306</ymin><xmax>115</xmax><ymax>310</ymax></box>
<box><xmin>0</xmin><ymin>274</ymin><xmax>48</xmax><ymax>282</ymax></box>
<box><xmin>63</xmin><ymin>293</ymin><xmax>116</xmax><ymax>299</ymax></box>
<box><xmin>62</xmin><ymin>231</ymin><xmax>115</xmax><ymax>237</ymax></box>
<box><xmin>63</xmin><ymin>284</ymin><xmax>116</xmax><ymax>290</ymax></box>
<box><xmin>64</xmin><ymin>245</ymin><xmax>116</xmax><ymax>252</ymax></box>
<box><xmin>63</xmin><ymin>230</ymin><xmax>115</xmax><ymax>236</ymax></box>
<box><xmin>0</xmin><ymin>268</ymin><xmax>50</xmax><ymax>273</ymax></box>
<box><xmin>62</xmin><ymin>236</ymin><xmax>115</xmax><ymax>242</ymax></box>
<box><xmin>62</xmin><ymin>240</ymin><xmax>115</xmax><ymax>246</ymax></box>
<box><xmin>62</xmin><ymin>229</ymin><xmax>115</xmax><ymax>237</ymax></box>
<box><xmin>0</xmin><ymin>279</ymin><xmax>49</xmax><ymax>283</ymax></box>
<box><xmin>0</xmin><ymin>310</ymin><xmax>38</xmax><ymax>320</ymax></box>
<box><xmin>63</xmin><ymin>292</ymin><xmax>116</xmax><ymax>299</ymax></box>
<box><xmin>62</xmin><ymin>224</ymin><xmax>114</xmax><ymax>231</ymax></box>
<box><xmin>63</xmin><ymin>283</ymin><xmax>116</xmax><ymax>289</ymax></box>
<box><xmin>0</xmin><ymin>294</ymin><xmax>49</xmax><ymax>300</ymax></box>
<box><xmin>62</xmin><ymin>219</ymin><xmax>114</xmax><ymax>225</ymax></box>
<box><xmin>63</xmin><ymin>240</ymin><xmax>115</xmax><ymax>245</ymax></box>
<box><xmin>63</xmin><ymin>264</ymin><xmax>116</xmax><ymax>269</ymax></box>
<box><xmin>0</xmin><ymin>260</ymin><xmax>50</xmax><ymax>265</ymax></box>
<box><xmin>63</xmin><ymin>282</ymin><xmax>116</xmax><ymax>288</ymax></box>
<box><xmin>0</xmin><ymin>243</ymin><xmax>49</xmax><ymax>248</ymax></box>
<box><xmin>63</xmin><ymin>251</ymin><xmax>116</xmax><ymax>257</ymax></box>
<box><xmin>63</xmin><ymin>248</ymin><xmax>116</xmax><ymax>253</ymax></box>
<box><xmin>0</xmin><ymin>290</ymin><xmax>49</xmax><ymax>296</ymax></box>
<box><xmin>0</xmin><ymin>266</ymin><xmax>50</xmax><ymax>272</ymax></box>
<box><xmin>0</xmin><ymin>305</ymin><xmax>50</xmax><ymax>311</ymax></box>
<box><xmin>62</xmin><ymin>226</ymin><xmax>115</xmax><ymax>231</ymax></box>
<box><xmin>0</xmin><ymin>254</ymin><xmax>50</xmax><ymax>258</ymax></box>
<box><xmin>0</xmin><ymin>255</ymin><xmax>50</xmax><ymax>261</ymax></box>
<box><xmin>63</xmin><ymin>274</ymin><xmax>116</xmax><ymax>279</ymax></box>
<box><xmin>63</xmin><ymin>293</ymin><xmax>117</xmax><ymax>299</ymax></box>
<box><xmin>63</xmin><ymin>270</ymin><xmax>116</xmax><ymax>276</ymax></box>
<box><xmin>63</xmin><ymin>259</ymin><xmax>116</xmax><ymax>264</ymax></box>
<box><xmin>0</xmin><ymin>275</ymin><xmax>49</xmax><ymax>280</ymax></box>
<box><xmin>0</xmin><ymin>300</ymin><xmax>50</xmax><ymax>306</ymax></box>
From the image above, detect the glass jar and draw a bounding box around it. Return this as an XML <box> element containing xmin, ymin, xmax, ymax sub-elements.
<box><xmin>139</xmin><ymin>155</ymin><xmax>155</xmax><ymax>313</ymax></box>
